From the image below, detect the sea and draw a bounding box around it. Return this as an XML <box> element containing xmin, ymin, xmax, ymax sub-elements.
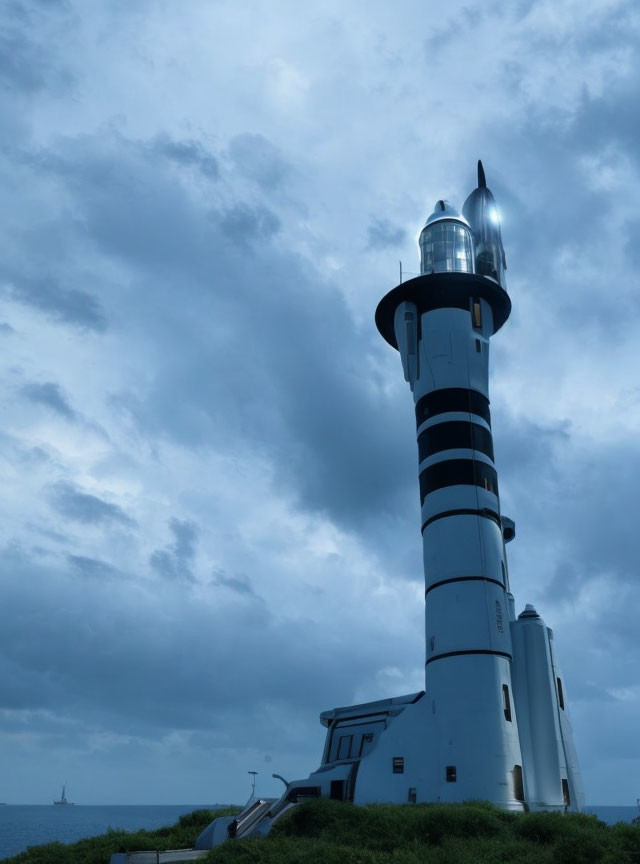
<box><xmin>0</xmin><ymin>804</ymin><xmax>233</xmax><ymax>861</ymax></box>
<box><xmin>0</xmin><ymin>804</ymin><xmax>637</xmax><ymax>860</ymax></box>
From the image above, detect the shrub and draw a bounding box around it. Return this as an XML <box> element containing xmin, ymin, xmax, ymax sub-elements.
<box><xmin>552</xmin><ymin>829</ymin><xmax>607</xmax><ymax>864</ymax></box>
<box><xmin>608</xmin><ymin>822</ymin><xmax>640</xmax><ymax>864</ymax></box>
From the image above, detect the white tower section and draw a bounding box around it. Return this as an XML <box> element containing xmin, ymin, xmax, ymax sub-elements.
<box><xmin>378</xmin><ymin>199</ymin><xmax>524</xmax><ymax>807</ymax></box>
<box><xmin>374</xmin><ymin>164</ymin><xmax>583</xmax><ymax>810</ymax></box>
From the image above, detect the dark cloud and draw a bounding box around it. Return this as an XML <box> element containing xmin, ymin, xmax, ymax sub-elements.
<box><xmin>496</xmin><ymin>410</ymin><xmax>640</xmax><ymax>590</ymax></box>
<box><xmin>5</xmin><ymin>275</ymin><xmax>107</xmax><ymax>331</ymax></box>
<box><xmin>0</xmin><ymin>545</ymin><xmax>407</xmax><ymax>735</ymax></box>
<box><xmin>228</xmin><ymin>133</ymin><xmax>289</xmax><ymax>190</ymax></box>
<box><xmin>219</xmin><ymin>203</ymin><xmax>281</xmax><ymax>243</ymax></box>
<box><xmin>492</xmin><ymin>412</ymin><xmax>571</xmax><ymax>487</ymax></box>
<box><xmin>15</xmin><ymin>128</ymin><xmax>414</xmax><ymax>536</ymax></box>
<box><xmin>151</xmin><ymin>134</ymin><xmax>219</xmax><ymax>179</ymax></box>
<box><xmin>150</xmin><ymin>518</ymin><xmax>198</xmax><ymax>582</ymax></box>
<box><xmin>67</xmin><ymin>555</ymin><xmax>125</xmax><ymax>580</ymax></box>
<box><xmin>366</xmin><ymin>217</ymin><xmax>406</xmax><ymax>249</ymax></box>
<box><xmin>49</xmin><ymin>482</ymin><xmax>136</xmax><ymax>527</ymax></box>
<box><xmin>567</xmin><ymin>79</ymin><xmax>640</xmax><ymax>164</ymax></box>
<box><xmin>541</xmin><ymin>560</ymin><xmax>583</xmax><ymax>605</ymax></box>
<box><xmin>22</xmin><ymin>136</ymin><xmax>216</xmax><ymax>279</ymax></box>
<box><xmin>0</xmin><ymin>1</ymin><xmax>74</xmax><ymax>94</ymax></box>
<box><xmin>212</xmin><ymin>570</ymin><xmax>257</xmax><ymax>597</ymax></box>
<box><xmin>21</xmin><ymin>381</ymin><xmax>76</xmax><ymax>420</ymax></box>
<box><xmin>0</xmin><ymin>30</ymin><xmax>46</xmax><ymax>93</ymax></box>
<box><xmin>423</xmin><ymin>3</ymin><xmax>486</xmax><ymax>58</ymax></box>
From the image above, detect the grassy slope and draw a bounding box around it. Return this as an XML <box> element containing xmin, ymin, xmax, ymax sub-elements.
<box><xmin>205</xmin><ymin>800</ymin><xmax>640</xmax><ymax>864</ymax></box>
<box><xmin>4</xmin><ymin>801</ymin><xmax>640</xmax><ymax>864</ymax></box>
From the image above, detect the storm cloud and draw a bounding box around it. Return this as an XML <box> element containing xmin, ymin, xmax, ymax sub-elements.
<box><xmin>50</xmin><ymin>482</ymin><xmax>136</xmax><ymax>528</ymax></box>
<box><xmin>21</xmin><ymin>381</ymin><xmax>76</xmax><ymax>420</ymax></box>
<box><xmin>0</xmin><ymin>0</ymin><xmax>638</xmax><ymax>808</ymax></box>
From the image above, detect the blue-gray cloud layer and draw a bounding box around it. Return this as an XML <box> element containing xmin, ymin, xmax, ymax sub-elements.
<box><xmin>0</xmin><ymin>0</ymin><xmax>638</xmax><ymax>808</ymax></box>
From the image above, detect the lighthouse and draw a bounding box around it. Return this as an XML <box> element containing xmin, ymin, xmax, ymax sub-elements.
<box><xmin>192</xmin><ymin>163</ymin><xmax>586</xmax><ymax>852</ymax></box>
<box><xmin>298</xmin><ymin>161</ymin><xmax>583</xmax><ymax>812</ymax></box>
<box><xmin>375</xmin><ymin>162</ymin><xmax>530</xmax><ymax>807</ymax></box>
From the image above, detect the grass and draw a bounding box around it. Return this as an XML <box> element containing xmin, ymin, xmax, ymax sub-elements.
<box><xmin>203</xmin><ymin>800</ymin><xmax>640</xmax><ymax>864</ymax></box>
<box><xmin>3</xmin><ymin>800</ymin><xmax>640</xmax><ymax>864</ymax></box>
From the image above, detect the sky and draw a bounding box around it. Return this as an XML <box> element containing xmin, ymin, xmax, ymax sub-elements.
<box><xmin>0</xmin><ymin>0</ymin><xmax>639</xmax><ymax>807</ymax></box>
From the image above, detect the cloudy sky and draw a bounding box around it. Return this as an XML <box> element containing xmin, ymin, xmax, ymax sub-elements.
<box><xmin>1</xmin><ymin>0</ymin><xmax>639</xmax><ymax>807</ymax></box>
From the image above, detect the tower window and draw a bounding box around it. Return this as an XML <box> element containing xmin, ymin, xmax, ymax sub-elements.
<box><xmin>408</xmin><ymin>787</ymin><xmax>417</xmax><ymax>803</ymax></box>
<box><xmin>392</xmin><ymin>757</ymin><xmax>404</xmax><ymax>774</ymax></box>
<box><xmin>337</xmin><ymin>735</ymin><xmax>353</xmax><ymax>760</ymax></box>
<box><xmin>446</xmin><ymin>765</ymin><xmax>457</xmax><ymax>783</ymax></box>
<box><xmin>502</xmin><ymin>684</ymin><xmax>512</xmax><ymax>722</ymax></box>
<box><xmin>513</xmin><ymin>765</ymin><xmax>524</xmax><ymax>802</ymax></box>
<box><xmin>557</xmin><ymin>677</ymin><xmax>565</xmax><ymax>710</ymax></box>
<box><xmin>472</xmin><ymin>300</ymin><xmax>482</xmax><ymax>329</ymax></box>
<box><xmin>475</xmin><ymin>338</ymin><xmax>482</xmax><ymax>352</ymax></box>
<box><xmin>420</xmin><ymin>221</ymin><xmax>474</xmax><ymax>276</ymax></box>
<box><xmin>562</xmin><ymin>779</ymin><xmax>570</xmax><ymax>806</ymax></box>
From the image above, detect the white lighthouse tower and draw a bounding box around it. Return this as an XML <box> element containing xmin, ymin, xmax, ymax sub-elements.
<box><xmin>375</xmin><ymin>163</ymin><xmax>529</xmax><ymax>807</ymax></box>
<box><xmin>190</xmin><ymin>163</ymin><xmax>586</xmax><ymax>853</ymax></box>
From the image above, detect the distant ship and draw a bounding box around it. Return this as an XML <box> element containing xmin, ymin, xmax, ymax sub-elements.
<box><xmin>53</xmin><ymin>784</ymin><xmax>72</xmax><ymax>805</ymax></box>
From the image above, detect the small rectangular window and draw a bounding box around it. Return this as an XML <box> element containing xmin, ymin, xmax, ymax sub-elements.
<box><xmin>557</xmin><ymin>677</ymin><xmax>565</xmax><ymax>710</ymax></box>
<box><xmin>392</xmin><ymin>757</ymin><xmax>404</xmax><ymax>774</ymax></box>
<box><xmin>408</xmin><ymin>787</ymin><xmax>417</xmax><ymax>803</ymax></box>
<box><xmin>472</xmin><ymin>300</ymin><xmax>482</xmax><ymax>329</ymax></box>
<box><xmin>330</xmin><ymin>780</ymin><xmax>345</xmax><ymax>800</ymax></box>
<box><xmin>337</xmin><ymin>735</ymin><xmax>352</xmax><ymax>760</ymax></box>
<box><xmin>359</xmin><ymin>733</ymin><xmax>373</xmax><ymax>756</ymax></box>
<box><xmin>513</xmin><ymin>765</ymin><xmax>524</xmax><ymax>802</ymax></box>
<box><xmin>502</xmin><ymin>684</ymin><xmax>512</xmax><ymax>722</ymax></box>
<box><xmin>446</xmin><ymin>765</ymin><xmax>457</xmax><ymax>783</ymax></box>
<box><xmin>475</xmin><ymin>338</ymin><xmax>482</xmax><ymax>353</ymax></box>
<box><xmin>562</xmin><ymin>778</ymin><xmax>570</xmax><ymax>806</ymax></box>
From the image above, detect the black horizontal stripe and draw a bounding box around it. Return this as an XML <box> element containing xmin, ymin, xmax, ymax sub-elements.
<box><xmin>419</xmin><ymin>458</ymin><xmax>498</xmax><ymax>504</ymax></box>
<box><xmin>425</xmin><ymin>576</ymin><xmax>505</xmax><ymax>597</ymax></box>
<box><xmin>421</xmin><ymin>508</ymin><xmax>501</xmax><ymax>532</ymax></box>
<box><xmin>416</xmin><ymin>388</ymin><xmax>491</xmax><ymax>428</ymax></box>
<box><xmin>426</xmin><ymin>649</ymin><xmax>512</xmax><ymax>666</ymax></box>
<box><xmin>418</xmin><ymin>420</ymin><xmax>494</xmax><ymax>463</ymax></box>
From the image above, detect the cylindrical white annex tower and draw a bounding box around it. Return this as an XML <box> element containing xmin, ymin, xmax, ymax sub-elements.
<box><xmin>375</xmin><ymin>162</ymin><xmax>526</xmax><ymax>808</ymax></box>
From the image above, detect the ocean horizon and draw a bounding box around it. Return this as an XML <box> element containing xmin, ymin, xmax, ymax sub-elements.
<box><xmin>0</xmin><ymin>803</ymin><xmax>637</xmax><ymax>860</ymax></box>
<box><xmin>0</xmin><ymin>804</ymin><xmax>234</xmax><ymax>860</ymax></box>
